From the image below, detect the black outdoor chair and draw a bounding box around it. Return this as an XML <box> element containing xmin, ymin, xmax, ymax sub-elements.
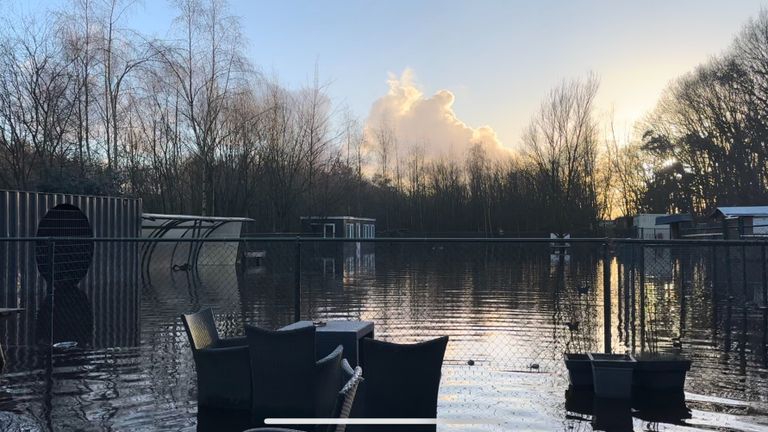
<box><xmin>181</xmin><ymin>308</ymin><xmax>251</xmax><ymax>410</ymax></box>
<box><xmin>352</xmin><ymin>336</ymin><xmax>449</xmax><ymax>432</ymax></box>
<box><xmin>245</xmin><ymin>359</ymin><xmax>364</xmax><ymax>432</ymax></box>
<box><xmin>245</xmin><ymin>324</ymin><xmax>345</xmax><ymax>432</ymax></box>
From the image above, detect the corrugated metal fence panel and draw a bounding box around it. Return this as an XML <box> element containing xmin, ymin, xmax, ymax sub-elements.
<box><xmin>0</xmin><ymin>190</ymin><xmax>142</xmax><ymax>351</ymax></box>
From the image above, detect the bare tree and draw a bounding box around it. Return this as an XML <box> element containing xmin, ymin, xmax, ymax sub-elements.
<box><xmin>523</xmin><ymin>74</ymin><xmax>601</xmax><ymax>233</ymax></box>
<box><xmin>157</xmin><ymin>0</ymin><xmax>250</xmax><ymax>215</ymax></box>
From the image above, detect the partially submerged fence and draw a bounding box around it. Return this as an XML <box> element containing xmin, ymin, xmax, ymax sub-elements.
<box><xmin>0</xmin><ymin>236</ymin><xmax>767</xmax><ymax>426</ymax></box>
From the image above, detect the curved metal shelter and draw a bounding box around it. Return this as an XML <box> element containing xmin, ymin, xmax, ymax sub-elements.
<box><xmin>141</xmin><ymin>213</ymin><xmax>254</xmax><ymax>273</ymax></box>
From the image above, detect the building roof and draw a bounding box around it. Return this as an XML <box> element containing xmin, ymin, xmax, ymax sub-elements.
<box><xmin>656</xmin><ymin>213</ymin><xmax>693</xmax><ymax>225</ymax></box>
<box><xmin>711</xmin><ymin>206</ymin><xmax>768</xmax><ymax>219</ymax></box>
<box><xmin>300</xmin><ymin>216</ymin><xmax>376</xmax><ymax>222</ymax></box>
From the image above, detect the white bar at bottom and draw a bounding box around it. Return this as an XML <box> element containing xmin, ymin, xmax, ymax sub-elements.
<box><xmin>265</xmin><ymin>418</ymin><xmax>496</xmax><ymax>425</ymax></box>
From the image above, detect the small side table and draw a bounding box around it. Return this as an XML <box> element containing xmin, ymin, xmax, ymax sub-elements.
<box><xmin>281</xmin><ymin>320</ymin><xmax>374</xmax><ymax>368</ymax></box>
<box><xmin>0</xmin><ymin>308</ymin><xmax>24</xmax><ymax>373</ymax></box>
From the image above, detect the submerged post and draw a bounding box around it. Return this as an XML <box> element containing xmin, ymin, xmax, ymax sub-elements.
<box><xmin>47</xmin><ymin>240</ymin><xmax>55</xmax><ymax>347</ymax></box>
<box><xmin>603</xmin><ymin>241</ymin><xmax>611</xmax><ymax>354</ymax></box>
<box><xmin>762</xmin><ymin>245</ymin><xmax>767</xmax><ymax>307</ymax></box>
<box><xmin>294</xmin><ymin>239</ymin><xmax>301</xmax><ymax>322</ymax></box>
<box><xmin>712</xmin><ymin>245</ymin><xmax>719</xmax><ymax>339</ymax></box>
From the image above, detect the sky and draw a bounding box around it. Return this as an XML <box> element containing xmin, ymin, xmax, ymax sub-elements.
<box><xmin>7</xmin><ymin>0</ymin><xmax>768</xmax><ymax>155</ymax></box>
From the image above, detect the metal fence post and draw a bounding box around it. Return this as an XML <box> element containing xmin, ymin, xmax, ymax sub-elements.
<box><xmin>724</xmin><ymin>245</ymin><xmax>733</xmax><ymax>353</ymax></box>
<box><xmin>680</xmin><ymin>253</ymin><xmax>686</xmax><ymax>333</ymax></box>
<box><xmin>762</xmin><ymin>245</ymin><xmax>767</xmax><ymax>365</ymax></box>
<box><xmin>603</xmin><ymin>242</ymin><xmax>611</xmax><ymax>354</ymax></box>
<box><xmin>639</xmin><ymin>243</ymin><xmax>646</xmax><ymax>352</ymax></box>
<box><xmin>47</xmin><ymin>240</ymin><xmax>55</xmax><ymax>347</ymax></box>
<box><xmin>741</xmin><ymin>245</ymin><xmax>748</xmax><ymax>359</ymax></box>
<box><xmin>630</xmin><ymin>244</ymin><xmax>636</xmax><ymax>351</ymax></box>
<box><xmin>712</xmin><ymin>245</ymin><xmax>718</xmax><ymax>338</ymax></box>
<box><xmin>294</xmin><ymin>238</ymin><xmax>302</xmax><ymax>323</ymax></box>
<box><xmin>762</xmin><ymin>245</ymin><xmax>767</xmax><ymax>307</ymax></box>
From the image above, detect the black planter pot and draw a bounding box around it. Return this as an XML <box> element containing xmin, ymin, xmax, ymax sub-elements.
<box><xmin>633</xmin><ymin>356</ymin><xmax>691</xmax><ymax>392</ymax></box>
<box><xmin>564</xmin><ymin>353</ymin><xmax>593</xmax><ymax>388</ymax></box>
<box><xmin>588</xmin><ymin>353</ymin><xmax>636</xmax><ymax>399</ymax></box>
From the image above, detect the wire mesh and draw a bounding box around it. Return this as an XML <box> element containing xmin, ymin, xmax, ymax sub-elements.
<box><xmin>0</xmin><ymin>237</ymin><xmax>765</xmax><ymax>431</ymax></box>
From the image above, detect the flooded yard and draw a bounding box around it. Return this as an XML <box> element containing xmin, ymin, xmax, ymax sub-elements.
<box><xmin>1</xmin><ymin>241</ymin><xmax>767</xmax><ymax>431</ymax></box>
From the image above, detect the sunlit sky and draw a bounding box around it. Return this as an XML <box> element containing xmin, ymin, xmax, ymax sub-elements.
<box><xmin>9</xmin><ymin>0</ymin><xmax>768</xmax><ymax>151</ymax></box>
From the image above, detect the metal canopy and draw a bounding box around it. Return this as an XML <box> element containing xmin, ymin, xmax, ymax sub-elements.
<box><xmin>141</xmin><ymin>212</ymin><xmax>253</xmax><ymax>279</ymax></box>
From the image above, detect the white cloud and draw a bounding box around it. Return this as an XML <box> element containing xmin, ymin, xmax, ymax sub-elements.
<box><xmin>364</xmin><ymin>69</ymin><xmax>510</xmax><ymax>163</ymax></box>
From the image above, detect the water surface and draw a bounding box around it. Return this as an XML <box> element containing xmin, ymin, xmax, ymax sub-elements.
<box><xmin>0</xmin><ymin>242</ymin><xmax>767</xmax><ymax>431</ymax></box>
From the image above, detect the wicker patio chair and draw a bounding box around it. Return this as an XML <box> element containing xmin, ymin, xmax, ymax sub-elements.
<box><xmin>181</xmin><ymin>308</ymin><xmax>251</xmax><ymax>410</ymax></box>
<box><xmin>245</xmin><ymin>324</ymin><xmax>344</xmax><ymax>432</ymax></box>
<box><xmin>352</xmin><ymin>336</ymin><xmax>449</xmax><ymax>432</ymax></box>
<box><xmin>244</xmin><ymin>359</ymin><xmax>363</xmax><ymax>432</ymax></box>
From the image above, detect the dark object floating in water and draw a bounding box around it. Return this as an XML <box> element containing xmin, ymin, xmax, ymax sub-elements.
<box><xmin>577</xmin><ymin>285</ymin><xmax>589</xmax><ymax>295</ymax></box>
<box><xmin>529</xmin><ymin>363</ymin><xmax>540</xmax><ymax>371</ymax></box>
<box><xmin>172</xmin><ymin>263</ymin><xmax>191</xmax><ymax>272</ymax></box>
<box><xmin>566</xmin><ymin>322</ymin><xmax>580</xmax><ymax>331</ymax></box>
<box><xmin>53</xmin><ymin>341</ymin><xmax>78</xmax><ymax>350</ymax></box>
<box><xmin>467</xmin><ymin>359</ymin><xmax>475</xmax><ymax>366</ymax></box>
<box><xmin>672</xmin><ymin>338</ymin><xmax>682</xmax><ymax>348</ymax></box>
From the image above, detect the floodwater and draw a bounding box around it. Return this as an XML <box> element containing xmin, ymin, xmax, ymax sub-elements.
<box><xmin>0</xmin><ymin>241</ymin><xmax>767</xmax><ymax>431</ymax></box>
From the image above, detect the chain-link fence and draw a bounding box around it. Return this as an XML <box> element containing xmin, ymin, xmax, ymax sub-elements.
<box><xmin>0</xmin><ymin>236</ymin><xmax>767</xmax><ymax>430</ymax></box>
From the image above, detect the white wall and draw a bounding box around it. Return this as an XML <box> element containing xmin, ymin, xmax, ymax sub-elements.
<box><xmin>633</xmin><ymin>213</ymin><xmax>670</xmax><ymax>239</ymax></box>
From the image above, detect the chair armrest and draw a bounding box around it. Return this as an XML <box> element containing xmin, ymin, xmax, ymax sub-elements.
<box><xmin>216</xmin><ymin>336</ymin><xmax>247</xmax><ymax>348</ymax></box>
<box><xmin>196</xmin><ymin>345</ymin><xmax>250</xmax><ymax>372</ymax></box>
<box><xmin>197</xmin><ymin>344</ymin><xmax>249</xmax><ymax>357</ymax></box>
<box><xmin>340</xmin><ymin>358</ymin><xmax>355</xmax><ymax>379</ymax></box>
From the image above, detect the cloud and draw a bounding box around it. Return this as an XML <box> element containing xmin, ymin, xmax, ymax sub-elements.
<box><xmin>364</xmin><ymin>69</ymin><xmax>510</xmax><ymax>163</ymax></box>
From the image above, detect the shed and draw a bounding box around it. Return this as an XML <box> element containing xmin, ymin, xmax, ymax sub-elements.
<box><xmin>710</xmin><ymin>206</ymin><xmax>768</xmax><ymax>239</ymax></box>
<box><xmin>633</xmin><ymin>213</ymin><xmax>670</xmax><ymax>239</ymax></box>
<box><xmin>655</xmin><ymin>213</ymin><xmax>693</xmax><ymax>239</ymax></box>
<box><xmin>0</xmin><ymin>190</ymin><xmax>142</xmax><ymax>350</ymax></box>
<box><xmin>300</xmin><ymin>216</ymin><xmax>376</xmax><ymax>239</ymax></box>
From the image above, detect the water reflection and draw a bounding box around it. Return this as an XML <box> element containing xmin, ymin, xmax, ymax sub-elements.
<box><xmin>35</xmin><ymin>286</ymin><xmax>93</xmax><ymax>347</ymax></box>
<box><xmin>0</xmin><ymin>242</ymin><xmax>767</xmax><ymax>431</ymax></box>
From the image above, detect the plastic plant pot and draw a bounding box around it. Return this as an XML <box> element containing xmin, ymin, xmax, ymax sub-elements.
<box><xmin>633</xmin><ymin>353</ymin><xmax>692</xmax><ymax>392</ymax></box>
<box><xmin>588</xmin><ymin>353</ymin><xmax>636</xmax><ymax>399</ymax></box>
<box><xmin>564</xmin><ymin>353</ymin><xmax>593</xmax><ymax>388</ymax></box>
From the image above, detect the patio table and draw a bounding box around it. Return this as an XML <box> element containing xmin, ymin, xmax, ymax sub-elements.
<box><xmin>280</xmin><ymin>320</ymin><xmax>374</xmax><ymax>367</ymax></box>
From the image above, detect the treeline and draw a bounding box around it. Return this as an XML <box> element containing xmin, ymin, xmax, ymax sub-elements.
<box><xmin>0</xmin><ymin>0</ymin><xmax>605</xmax><ymax>235</ymax></box>
<box><xmin>4</xmin><ymin>1</ymin><xmax>764</xmax><ymax>236</ymax></box>
<box><xmin>610</xmin><ymin>11</ymin><xmax>768</xmax><ymax>217</ymax></box>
